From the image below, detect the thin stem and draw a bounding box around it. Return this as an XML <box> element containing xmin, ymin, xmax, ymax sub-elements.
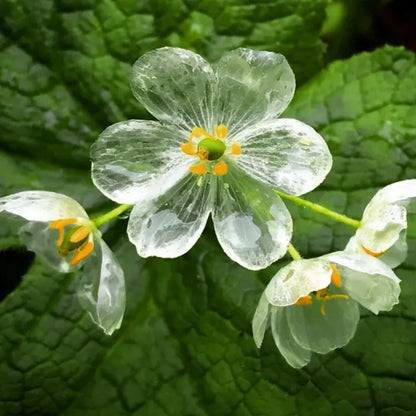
<box><xmin>287</xmin><ymin>244</ymin><xmax>302</xmax><ymax>260</ymax></box>
<box><xmin>92</xmin><ymin>204</ymin><xmax>133</xmax><ymax>228</ymax></box>
<box><xmin>275</xmin><ymin>191</ymin><xmax>361</xmax><ymax>229</ymax></box>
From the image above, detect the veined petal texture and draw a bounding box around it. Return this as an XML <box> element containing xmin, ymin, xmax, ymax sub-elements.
<box><xmin>131</xmin><ymin>47</ymin><xmax>217</xmax><ymax>132</ymax></box>
<box><xmin>252</xmin><ymin>292</ymin><xmax>270</xmax><ymax>348</ymax></box>
<box><xmin>212</xmin><ymin>165</ymin><xmax>292</xmax><ymax>270</ymax></box>
<box><xmin>0</xmin><ymin>191</ymin><xmax>88</xmax><ymax>222</ymax></box>
<box><xmin>215</xmin><ymin>49</ymin><xmax>295</xmax><ymax>136</ymax></box>
<box><xmin>91</xmin><ymin>120</ymin><xmax>191</xmax><ymax>204</ymax></box>
<box><xmin>265</xmin><ymin>258</ymin><xmax>332</xmax><ymax>307</ymax></box>
<box><xmin>234</xmin><ymin>119</ymin><xmax>332</xmax><ymax>196</ymax></box>
<box><xmin>127</xmin><ymin>173</ymin><xmax>213</xmax><ymax>258</ymax></box>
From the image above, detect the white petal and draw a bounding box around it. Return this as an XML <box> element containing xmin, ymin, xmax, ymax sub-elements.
<box><xmin>375</xmin><ymin>179</ymin><xmax>416</xmax><ymax>210</ymax></box>
<box><xmin>78</xmin><ymin>239</ymin><xmax>126</xmax><ymax>335</ymax></box>
<box><xmin>265</xmin><ymin>258</ymin><xmax>332</xmax><ymax>307</ymax></box>
<box><xmin>346</xmin><ymin>234</ymin><xmax>407</xmax><ymax>269</ymax></box>
<box><xmin>127</xmin><ymin>173</ymin><xmax>213</xmax><ymax>258</ymax></box>
<box><xmin>252</xmin><ymin>292</ymin><xmax>270</xmax><ymax>348</ymax></box>
<box><xmin>215</xmin><ymin>48</ymin><xmax>295</xmax><ymax>136</ymax></box>
<box><xmin>0</xmin><ymin>191</ymin><xmax>88</xmax><ymax>222</ymax></box>
<box><xmin>131</xmin><ymin>47</ymin><xmax>217</xmax><ymax>132</ymax></box>
<box><xmin>234</xmin><ymin>119</ymin><xmax>332</xmax><ymax>195</ymax></box>
<box><xmin>326</xmin><ymin>251</ymin><xmax>401</xmax><ymax>314</ymax></box>
<box><xmin>270</xmin><ymin>306</ymin><xmax>312</xmax><ymax>369</ymax></box>
<box><xmin>286</xmin><ymin>290</ymin><xmax>360</xmax><ymax>354</ymax></box>
<box><xmin>212</xmin><ymin>166</ymin><xmax>292</xmax><ymax>270</ymax></box>
<box><xmin>91</xmin><ymin>120</ymin><xmax>192</xmax><ymax>204</ymax></box>
<box><xmin>19</xmin><ymin>222</ymin><xmax>75</xmax><ymax>273</ymax></box>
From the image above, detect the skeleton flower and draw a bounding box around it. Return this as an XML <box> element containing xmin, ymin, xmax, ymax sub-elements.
<box><xmin>346</xmin><ymin>180</ymin><xmax>416</xmax><ymax>267</ymax></box>
<box><xmin>91</xmin><ymin>47</ymin><xmax>333</xmax><ymax>270</ymax></box>
<box><xmin>0</xmin><ymin>191</ymin><xmax>125</xmax><ymax>335</ymax></box>
<box><xmin>252</xmin><ymin>251</ymin><xmax>400</xmax><ymax>368</ymax></box>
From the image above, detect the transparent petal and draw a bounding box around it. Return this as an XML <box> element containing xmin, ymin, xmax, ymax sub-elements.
<box><xmin>375</xmin><ymin>179</ymin><xmax>416</xmax><ymax>212</ymax></box>
<box><xmin>287</xmin><ymin>289</ymin><xmax>360</xmax><ymax>354</ymax></box>
<box><xmin>78</xmin><ymin>239</ymin><xmax>125</xmax><ymax>335</ymax></box>
<box><xmin>346</xmin><ymin>234</ymin><xmax>408</xmax><ymax>269</ymax></box>
<box><xmin>265</xmin><ymin>258</ymin><xmax>332</xmax><ymax>307</ymax></box>
<box><xmin>0</xmin><ymin>191</ymin><xmax>88</xmax><ymax>222</ymax></box>
<box><xmin>326</xmin><ymin>251</ymin><xmax>401</xmax><ymax>314</ymax></box>
<box><xmin>252</xmin><ymin>292</ymin><xmax>270</xmax><ymax>348</ymax></box>
<box><xmin>91</xmin><ymin>120</ymin><xmax>192</xmax><ymax>204</ymax></box>
<box><xmin>234</xmin><ymin>119</ymin><xmax>332</xmax><ymax>196</ymax></box>
<box><xmin>127</xmin><ymin>173</ymin><xmax>213</xmax><ymax>258</ymax></box>
<box><xmin>215</xmin><ymin>48</ymin><xmax>295</xmax><ymax>136</ymax></box>
<box><xmin>212</xmin><ymin>165</ymin><xmax>292</xmax><ymax>270</ymax></box>
<box><xmin>131</xmin><ymin>47</ymin><xmax>217</xmax><ymax>132</ymax></box>
<box><xmin>357</xmin><ymin>199</ymin><xmax>407</xmax><ymax>254</ymax></box>
<box><xmin>19</xmin><ymin>222</ymin><xmax>75</xmax><ymax>273</ymax></box>
<box><xmin>270</xmin><ymin>306</ymin><xmax>312</xmax><ymax>369</ymax></box>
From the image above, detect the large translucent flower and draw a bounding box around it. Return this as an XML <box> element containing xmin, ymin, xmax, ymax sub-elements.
<box><xmin>252</xmin><ymin>251</ymin><xmax>400</xmax><ymax>368</ymax></box>
<box><xmin>0</xmin><ymin>191</ymin><xmax>125</xmax><ymax>335</ymax></box>
<box><xmin>346</xmin><ymin>179</ymin><xmax>416</xmax><ymax>268</ymax></box>
<box><xmin>91</xmin><ymin>47</ymin><xmax>332</xmax><ymax>270</ymax></box>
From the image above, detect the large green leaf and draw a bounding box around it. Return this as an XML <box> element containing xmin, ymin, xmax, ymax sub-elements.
<box><xmin>1</xmin><ymin>0</ymin><xmax>416</xmax><ymax>413</ymax></box>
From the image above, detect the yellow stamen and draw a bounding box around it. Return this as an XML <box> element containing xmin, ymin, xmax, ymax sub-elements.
<box><xmin>70</xmin><ymin>241</ymin><xmax>94</xmax><ymax>266</ymax></box>
<box><xmin>330</xmin><ymin>264</ymin><xmax>342</xmax><ymax>287</ymax></box>
<box><xmin>361</xmin><ymin>245</ymin><xmax>385</xmax><ymax>258</ymax></box>
<box><xmin>316</xmin><ymin>288</ymin><xmax>329</xmax><ymax>300</ymax></box>
<box><xmin>197</xmin><ymin>147</ymin><xmax>209</xmax><ymax>160</ymax></box>
<box><xmin>181</xmin><ymin>142</ymin><xmax>196</xmax><ymax>155</ymax></box>
<box><xmin>213</xmin><ymin>161</ymin><xmax>228</xmax><ymax>176</ymax></box>
<box><xmin>231</xmin><ymin>143</ymin><xmax>242</xmax><ymax>155</ymax></box>
<box><xmin>295</xmin><ymin>295</ymin><xmax>312</xmax><ymax>306</ymax></box>
<box><xmin>320</xmin><ymin>294</ymin><xmax>349</xmax><ymax>316</ymax></box>
<box><xmin>215</xmin><ymin>124</ymin><xmax>228</xmax><ymax>139</ymax></box>
<box><xmin>189</xmin><ymin>163</ymin><xmax>207</xmax><ymax>175</ymax></box>
<box><xmin>70</xmin><ymin>225</ymin><xmax>91</xmax><ymax>243</ymax></box>
<box><xmin>189</xmin><ymin>126</ymin><xmax>215</xmax><ymax>140</ymax></box>
<box><xmin>49</xmin><ymin>218</ymin><xmax>77</xmax><ymax>229</ymax></box>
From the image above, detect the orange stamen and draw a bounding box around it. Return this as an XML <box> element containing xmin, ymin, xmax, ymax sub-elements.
<box><xmin>215</xmin><ymin>124</ymin><xmax>228</xmax><ymax>139</ymax></box>
<box><xmin>231</xmin><ymin>143</ymin><xmax>242</xmax><ymax>155</ymax></box>
<box><xmin>70</xmin><ymin>241</ymin><xmax>94</xmax><ymax>266</ymax></box>
<box><xmin>197</xmin><ymin>147</ymin><xmax>209</xmax><ymax>160</ymax></box>
<box><xmin>361</xmin><ymin>245</ymin><xmax>385</xmax><ymax>258</ymax></box>
<box><xmin>49</xmin><ymin>218</ymin><xmax>77</xmax><ymax>229</ymax></box>
<box><xmin>70</xmin><ymin>225</ymin><xmax>91</xmax><ymax>243</ymax></box>
<box><xmin>330</xmin><ymin>264</ymin><xmax>342</xmax><ymax>287</ymax></box>
<box><xmin>181</xmin><ymin>142</ymin><xmax>196</xmax><ymax>156</ymax></box>
<box><xmin>56</xmin><ymin>227</ymin><xmax>65</xmax><ymax>247</ymax></box>
<box><xmin>213</xmin><ymin>161</ymin><xmax>228</xmax><ymax>176</ymax></box>
<box><xmin>189</xmin><ymin>163</ymin><xmax>207</xmax><ymax>175</ymax></box>
<box><xmin>189</xmin><ymin>127</ymin><xmax>214</xmax><ymax>140</ymax></box>
<box><xmin>295</xmin><ymin>295</ymin><xmax>312</xmax><ymax>306</ymax></box>
<box><xmin>320</xmin><ymin>294</ymin><xmax>349</xmax><ymax>315</ymax></box>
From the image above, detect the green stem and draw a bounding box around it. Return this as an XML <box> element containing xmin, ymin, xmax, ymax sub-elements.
<box><xmin>287</xmin><ymin>244</ymin><xmax>302</xmax><ymax>260</ymax></box>
<box><xmin>275</xmin><ymin>191</ymin><xmax>361</xmax><ymax>229</ymax></box>
<box><xmin>92</xmin><ymin>204</ymin><xmax>133</xmax><ymax>228</ymax></box>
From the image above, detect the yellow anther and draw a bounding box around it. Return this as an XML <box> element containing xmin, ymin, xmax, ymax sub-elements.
<box><xmin>213</xmin><ymin>161</ymin><xmax>228</xmax><ymax>176</ymax></box>
<box><xmin>316</xmin><ymin>287</ymin><xmax>329</xmax><ymax>300</ymax></box>
<box><xmin>361</xmin><ymin>245</ymin><xmax>385</xmax><ymax>258</ymax></box>
<box><xmin>330</xmin><ymin>264</ymin><xmax>342</xmax><ymax>287</ymax></box>
<box><xmin>181</xmin><ymin>142</ymin><xmax>196</xmax><ymax>156</ymax></box>
<box><xmin>49</xmin><ymin>218</ymin><xmax>77</xmax><ymax>229</ymax></box>
<box><xmin>70</xmin><ymin>225</ymin><xmax>91</xmax><ymax>243</ymax></box>
<box><xmin>231</xmin><ymin>143</ymin><xmax>242</xmax><ymax>155</ymax></box>
<box><xmin>320</xmin><ymin>294</ymin><xmax>349</xmax><ymax>316</ymax></box>
<box><xmin>189</xmin><ymin>163</ymin><xmax>207</xmax><ymax>175</ymax></box>
<box><xmin>189</xmin><ymin>127</ymin><xmax>214</xmax><ymax>140</ymax></box>
<box><xmin>295</xmin><ymin>295</ymin><xmax>312</xmax><ymax>306</ymax></box>
<box><xmin>197</xmin><ymin>147</ymin><xmax>209</xmax><ymax>160</ymax></box>
<box><xmin>215</xmin><ymin>124</ymin><xmax>228</xmax><ymax>139</ymax></box>
<box><xmin>70</xmin><ymin>241</ymin><xmax>94</xmax><ymax>266</ymax></box>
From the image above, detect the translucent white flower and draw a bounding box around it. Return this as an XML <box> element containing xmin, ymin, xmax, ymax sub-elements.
<box><xmin>346</xmin><ymin>180</ymin><xmax>416</xmax><ymax>268</ymax></box>
<box><xmin>0</xmin><ymin>191</ymin><xmax>125</xmax><ymax>335</ymax></box>
<box><xmin>252</xmin><ymin>251</ymin><xmax>400</xmax><ymax>368</ymax></box>
<box><xmin>91</xmin><ymin>47</ymin><xmax>332</xmax><ymax>270</ymax></box>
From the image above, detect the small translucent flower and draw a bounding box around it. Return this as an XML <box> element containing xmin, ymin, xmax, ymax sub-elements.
<box><xmin>0</xmin><ymin>191</ymin><xmax>125</xmax><ymax>335</ymax></box>
<box><xmin>91</xmin><ymin>47</ymin><xmax>332</xmax><ymax>270</ymax></box>
<box><xmin>346</xmin><ymin>179</ymin><xmax>416</xmax><ymax>267</ymax></box>
<box><xmin>252</xmin><ymin>251</ymin><xmax>400</xmax><ymax>368</ymax></box>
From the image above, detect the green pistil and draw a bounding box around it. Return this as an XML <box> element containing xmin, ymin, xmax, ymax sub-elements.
<box><xmin>198</xmin><ymin>137</ymin><xmax>226</xmax><ymax>160</ymax></box>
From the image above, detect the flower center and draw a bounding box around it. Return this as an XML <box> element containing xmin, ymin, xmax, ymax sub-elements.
<box><xmin>180</xmin><ymin>124</ymin><xmax>242</xmax><ymax>176</ymax></box>
<box><xmin>294</xmin><ymin>264</ymin><xmax>349</xmax><ymax>315</ymax></box>
<box><xmin>49</xmin><ymin>218</ymin><xmax>94</xmax><ymax>266</ymax></box>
